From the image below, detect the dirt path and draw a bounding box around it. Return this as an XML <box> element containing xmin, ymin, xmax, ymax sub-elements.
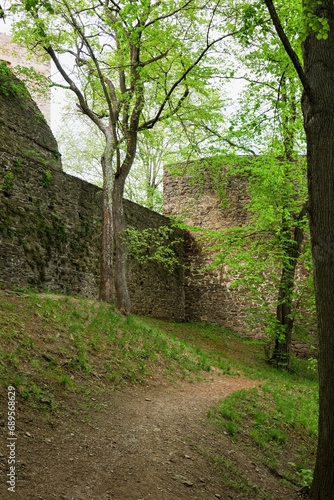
<box><xmin>1</xmin><ymin>374</ymin><xmax>299</xmax><ymax>500</ymax></box>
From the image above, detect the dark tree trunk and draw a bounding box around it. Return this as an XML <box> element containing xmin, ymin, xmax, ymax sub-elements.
<box><xmin>271</xmin><ymin>204</ymin><xmax>307</xmax><ymax>369</ymax></box>
<box><xmin>264</xmin><ymin>0</ymin><xmax>334</xmax><ymax>494</ymax></box>
<box><xmin>302</xmin><ymin>3</ymin><xmax>334</xmax><ymax>496</ymax></box>
<box><xmin>272</xmin><ymin>295</ymin><xmax>293</xmax><ymax>369</ymax></box>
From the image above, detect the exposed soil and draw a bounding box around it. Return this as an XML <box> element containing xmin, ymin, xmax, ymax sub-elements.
<box><xmin>1</xmin><ymin>372</ymin><xmax>304</xmax><ymax>500</ymax></box>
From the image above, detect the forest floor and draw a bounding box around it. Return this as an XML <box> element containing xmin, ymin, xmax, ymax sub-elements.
<box><xmin>1</xmin><ymin>373</ymin><xmax>304</xmax><ymax>500</ymax></box>
<box><xmin>0</xmin><ymin>291</ymin><xmax>315</xmax><ymax>499</ymax></box>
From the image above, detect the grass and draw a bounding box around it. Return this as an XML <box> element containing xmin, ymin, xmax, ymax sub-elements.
<box><xmin>0</xmin><ymin>290</ymin><xmax>214</xmax><ymax>412</ymax></box>
<box><xmin>205</xmin><ymin>382</ymin><xmax>317</xmax><ymax>492</ymax></box>
<box><xmin>0</xmin><ymin>289</ymin><xmax>318</xmax><ymax>496</ymax></box>
<box><xmin>139</xmin><ymin>316</ymin><xmax>318</xmax><ymax>493</ymax></box>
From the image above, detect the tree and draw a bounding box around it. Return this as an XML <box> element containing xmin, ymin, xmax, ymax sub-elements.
<box><xmin>10</xmin><ymin>0</ymin><xmax>237</xmax><ymax>314</ymax></box>
<box><xmin>56</xmin><ymin>100</ymin><xmax>215</xmax><ymax>213</ymax></box>
<box><xmin>225</xmin><ymin>16</ymin><xmax>310</xmax><ymax>368</ymax></box>
<box><xmin>186</xmin><ymin>151</ymin><xmax>311</xmax><ymax>369</ymax></box>
<box><xmin>263</xmin><ymin>0</ymin><xmax>334</xmax><ymax>495</ymax></box>
<box><xmin>125</xmin><ymin>127</ymin><xmax>173</xmax><ymax>212</ymax></box>
<box><xmin>56</xmin><ymin>109</ymin><xmax>104</xmax><ymax>185</ymax></box>
<box><xmin>183</xmin><ymin>10</ymin><xmax>311</xmax><ymax>368</ymax></box>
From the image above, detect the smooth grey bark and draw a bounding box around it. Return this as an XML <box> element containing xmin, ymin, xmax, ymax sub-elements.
<box><xmin>112</xmin><ymin>171</ymin><xmax>131</xmax><ymax>315</ymax></box>
<box><xmin>99</xmin><ymin>135</ymin><xmax>115</xmax><ymax>303</ymax></box>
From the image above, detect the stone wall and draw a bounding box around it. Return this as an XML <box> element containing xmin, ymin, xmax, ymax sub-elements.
<box><xmin>164</xmin><ymin>166</ymin><xmax>315</xmax><ymax>337</ymax></box>
<box><xmin>164</xmin><ymin>168</ymin><xmax>250</xmax><ymax>230</ymax></box>
<box><xmin>0</xmin><ymin>68</ymin><xmax>60</xmax><ymax>171</ymax></box>
<box><xmin>183</xmin><ymin>233</ymin><xmax>256</xmax><ymax>333</ymax></box>
<box><xmin>0</xmin><ymin>68</ymin><xmax>315</xmax><ymax>336</ymax></box>
<box><xmin>0</xmin><ymin>70</ymin><xmax>185</xmax><ymax>321</ymax></box>
<box><xmin>0</xmin><ymin>158</ymin><xmax>185</xmax><ymax>320</ymax></box>
<box><xmin>164</xmin><ymin>166</ymin><xmax>255</xmax><ymax>333</ymax></box>
<box><xmin>0</xmin><ymin>33</ymin><xmax>51</xmax><ymax>124</ymax></box>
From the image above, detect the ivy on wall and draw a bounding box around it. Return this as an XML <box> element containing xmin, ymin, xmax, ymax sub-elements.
<box><xmin>124</xmin><ymin>226</ymin><xmax>183</xmax><ymax>272</ymax></box>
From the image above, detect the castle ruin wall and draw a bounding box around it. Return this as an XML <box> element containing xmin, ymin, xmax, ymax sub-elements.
<box><xmin>163</xmin><ymin>166</ymin><xmax>315</xmax><ymax>338</ymax></box>
<box><xmin>0</xmin><ymin>71</ymin><xmax>185</xmax><ymax>321</ymax></box>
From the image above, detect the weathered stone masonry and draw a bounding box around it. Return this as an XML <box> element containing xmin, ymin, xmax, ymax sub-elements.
<box><xmin>163</xmin><ymin>166</ymin><xmax>315</xmax><ymax>345</ymax></box>
<box><xmin>164</xmin><ymin>168</ymin><xmax>254</xmax><ymax>334</ymax></box>
<box><xmin>0</xmin><ymin>72</ymin><xmax>185</xmax><ymax>321</ymax></box>
<box><xmin>0</xmin><ymin>71</ymin><xmax>315</xmax><ymax>347</ymax></box>
<box><xmin>0</xmin><ymin>32</ymin><xmax>51</xmax><ymax>124</ymax></box>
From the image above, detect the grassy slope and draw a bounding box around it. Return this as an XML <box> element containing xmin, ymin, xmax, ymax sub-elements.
<box><xmin>143</xmin><ymin>316</ymin><xmax>318</xmax><ymax>493</ymax></box>
<box><xmin>0</xmin><ymin>290</ymin><xmax>318</xmax><ymax>494</ymax></box>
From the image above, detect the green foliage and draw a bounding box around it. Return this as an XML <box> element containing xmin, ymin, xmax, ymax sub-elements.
<box><xmin>9</xmin><ymin>0</ymin><xmax>237</xmax><ymax>315</ymax></box>
<box><xmin>186</xmin><ymin>154</ymin><xmax>313</xmax><ymax>341</ymax></box>
<box><xmin>124</xmin><ymin>226</ymin><xmax>182</xmax><ymax>271</ymax></box>
<box><xmin>307</xmin><ymin>352</ymin><xmax>318</xmax><ymax>373</ymax></box>
<box><xmin>183</xmin><ymin>156</ymin><xmax>232</xmax><ymax>207</ymax></box>
<box><xmin>42</xmin><ymin>169</ymin><xmax>52</xmax><ymax>188</ymax></box>
<box><xmin>23</xmin><ymin>148</ymin><xmax>51</xmax><ymax>167</ymax></box>
<box><xmin>208</xmin><ymin>380</ymin><xmax>318</xmax><ymax>487</ymax></box>
<box><xmin>0</xmin><ymin>171</ymin><xmax>14</xmax><ymax>192</ymax></box>
<box><xmin>0</xmin><ymin>61</ymin><xmax>29</xmax><ymax>98</ymax></box>
<box><xmin>225</xmin><ymin>1</ymin><xmax>305</xmax><ymax>158</ymax></box>
<box><xmin>289</xmin><ymin>462</ymin><xmax>313</xmax><ymax>487</ymax></box>
<box><xmin>238</xmin><ymin>1</ymin><xmax>269</xmax><ymax>44</ymax></box>
<box><xmin>303</xmin><ymin>0</ymin><xmax>329</xmax><ymax>40</ymax></box>
<box><xmin>14</xmin><ymin>64</ymin><xmax>51</xmax><ymax>105</ymax></box>
<box><xmin>24</xmin><ymin>0</ymin><xmax>55</xmax><ymax>15</ymax></box>
<box><xmin>14</xmin><ymin>159</ymin><xmax>23</xmax><ymax>173</ymax></box>
<box><xmin>10</xmin><ymin>0</ymin><xmax>232</xmax><ymax>182</ymax></box>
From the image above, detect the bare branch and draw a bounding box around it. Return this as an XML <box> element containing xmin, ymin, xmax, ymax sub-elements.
<box><xmin>105</xmin><ymin>78</ymin><xmax>120</xmax><ymax>121</ymax></box>
<box><xmin>202</xmin><ymin>123</ymin><xmax>257</xmax><ymax>155</ymax></box>
<box><xmin>105</xmin><ymin>0</ymin><xmax>121</xmax><ymax>12</ymax></box>
<box><xmin>140</xmin><ymin>49</ymin><xmax>169</xmax><ymax>67</ymax></box>
<box><xmin>45</xmin><ymin>45</ymin><xmax>106</xmax><ymax>133</ymax></box>
<box><xmin>49</xmin><ymin>80</ymin><xmax>71</xmax><ymax>91</ymax></box>
<box><xmin>61</xmin><ymin>2</ymin><xmax>115</xmax><ymax>122</ymax></box>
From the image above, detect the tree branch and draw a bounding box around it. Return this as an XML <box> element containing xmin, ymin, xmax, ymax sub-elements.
<box><xmin>264</xmin><ymin>0</ymin><xmax>311</xmax><ymax>97</ymax></box>
<box><xmin>145</xmin><ymin>0</ymin><xmax>194</xmax><ymax>28</ymax></box>
<box><xmin>45</xmin><ymin>46</ymin><xmax>106</xmax><ymax>133</ymax></box>
<box><xmin>139</xmin><ymin>30</ymin><xmax>240</xmax><ymax>130</ymax></box>
<box><xmin>105</xmin><ymin>77</ymin><xmax>120</xmax><ymax>121</ymax></box>
<box><xmin>140</xmin><ymin>49</ymin><xmax>169</xmax><ymax>67</ymax></box>
<box><xmin>202</xmin><ymin>123</ymin><xmax>257</xmax><ymax>155</ymax></box>
<box><xmin>62</xmin><ymin>2</ymin><xmax>114</xmax><ymax>122</ymax></box>
<box><xmin>105</xmin><ymin>0</ymin><xmax>121</xmax><ymax>12</ymax></box>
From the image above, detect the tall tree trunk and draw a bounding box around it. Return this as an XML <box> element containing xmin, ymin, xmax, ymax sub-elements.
<box><xmin>99</xmin><ymin>138</ymin><xmax>114</xmax><ymax>302</ymax></box>
<box><xmin>112</xmin><ymin>170</ymin><xmax>131</xmax><ymax>315</ymax></box>
<box><xmin>303</xmin><ymin>4</ymin><xmax>334</xmax><ymax>496</ymax></box>
<box><xmin>264</xmin><ymin>0</ymin><xmax>334</xmax><ymax>494</ymax></box>
<box><xmin>271</xmin><ymin>204</ymin><xmax>307</xmax><ymax>369</ymax></box>
<box><xmin>98</xmin><ymin>130</ymin><xmax>134</xmax><ymax>315</ymax></box>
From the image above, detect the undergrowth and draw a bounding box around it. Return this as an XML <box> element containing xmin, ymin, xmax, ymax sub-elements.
<box><xmin>0</xmin><ymin>290</ymin><xmax>318</xmax><ymax>496</ymax></box>
<box><xmin>141</xmin><ymin>316</ymin><xmax>318</xmax><ymax>495</ymax></box>
<box><xmin>206</xmin><ymin>382</ymin><xmax>317</xmax><ymax>492</ymax></box>
<box><xmin>0</xmin><ymin>290</ymin><xmax>211</xmax><ymax>412</ymax></box>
